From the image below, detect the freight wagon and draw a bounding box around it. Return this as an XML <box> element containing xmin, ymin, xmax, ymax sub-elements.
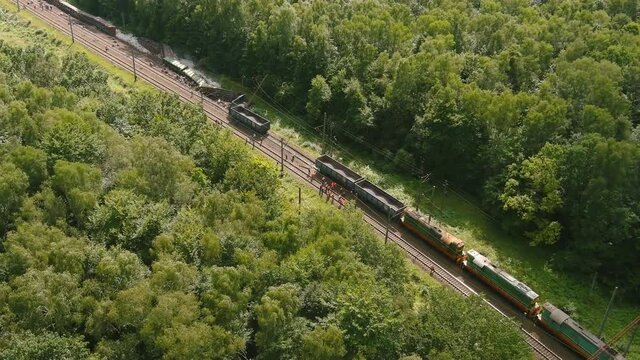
<box><xmin>46</xmin><ymin>0</ymin><xmax>116</xmax><ymax>36</ymax></box>
<box><xmin>538</xmin><ymin>303</ymin><xmax>624</xmax><ymax>360</ymax></box>
<box><xmin>315</xmin><ymin>155</ymin><xmax>364</xmax><ymax>191</ymax></box>
<box><xmin>163</xmin><ymin>57</ymin><xmax>188</xmax><ymax>73</ymax></box>
<box><xmin>400</xmin><ymin>209</ymin><xmax>465</xmax><ymax>263</ymax></box>
<box><xmin>354</xmin><ymin>179</ymin><xmax>406</xmax><ymax>219</ymax></box>
<box><xmin>464</xmin><ymin>249</ymin><xmax>541</xmax><ymax>316</ymax></box>
<box><xmin>229</xmin><ymin>104</ymin><xmax>270</xmax><ymax>134</ymax></box>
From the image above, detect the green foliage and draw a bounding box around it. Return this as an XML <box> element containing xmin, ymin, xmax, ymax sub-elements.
<box><xmin>0</xmin><ymin>162</ymin><xmax>28</xmax><ymax>235</ymax></box>
<box><xmin>0</xmin><ymin>28</ymin><xmax>532</xmax><ymax>360</ymax></box>
<box><xmin>0</xmin><ymin>331</ymin><xmax>90</xmax><ymax>360</ymax></box>
<box><xmin>51</xmin><ymin>160</ymin><xmax>102</xmax><ymax>227</ymax></box>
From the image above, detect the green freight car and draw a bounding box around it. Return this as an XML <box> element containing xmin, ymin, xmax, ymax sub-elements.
<box><xmin>229</xmin><ymin>105</ymin><xmax>271</xmax><ymax>134</ymax></box>
<box><xmin>400</xmin><ymin>209</ymin><xmax>465</xmax><ymax>263</ymax></box>
<box><xmin>464</xmin><ymin>249</ymin><xmax>541</xmax><ymax>316</ymax></box>
<box><xmin>538</xmin><ymin>303</ymin><xmax>625</xmax><ymax>360</ymax></box>
<box><xmin>163</xmin><ymin>57</ymin><xmax>188</xmax><ymax>73</ymax></box>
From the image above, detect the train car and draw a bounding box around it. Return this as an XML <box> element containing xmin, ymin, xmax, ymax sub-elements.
<box><xmin>48</xmin><ymin>0</ymin><xmax>116</xmax><ymax>36</ymax></box>
<box><xmin>184</xmin><ymin>68</ymin><xmax>209</xmax><ymax>88</ymax></box>
<box><xmin>538</xmin><ymin>303</ymin><xmax>625</xmax><ymax>360</ymax></box>
<box><xmin>90</xmin><ymin>16</ymin><xmax>116</xmax><ymax>36</ymax></box>
<box><xmin>315</xmin><ymin>155</ymin><xmax>364</xmax><ymax>191</ymax></box>
<box><xmin>229</xmin><ymin>104</ymin><xmax>270</xmax><ymax>134</ymax></box>
<box><xmin>163</xmin><ymin>57</ymin><xmax>188</xmax><ymax>74</ymax></box>
<box><xmin>464</xmin><ymin>249</ymin><xmax>541</xmax><ymax>316</ymax></box>
<box><xmin>354</xmin><ymin>179</ymin><xmax>406</xmax><ymax>219</ymax></box>
<box><xmin>400</xmin><ymin>209</ymin><xmax>465</xmax><ymax>263</ymax></box>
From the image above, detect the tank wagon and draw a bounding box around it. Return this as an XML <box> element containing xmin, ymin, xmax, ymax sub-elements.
<box><xmin>538</xmin><ymin>303</ymin><xmax>624</xmax><ymax>360</ymax></box>
<box><xmin>229</xmin><ymin>104</ymin><xmax>270</xmax><ymax>134</ymax></box>
<box><xmin>400</xmin><ymin>209</ymin><xmax>465</xmax><ymax>263</ymax></box>
<box><xmin>46</xmin><ymin>0</ymin><xmax>116</xmax><ymax>36</ymax></box>
<box><xmin>464</xmin><ymin>250</ymin><xmax>541</xmax><ymax>316</ymax></box>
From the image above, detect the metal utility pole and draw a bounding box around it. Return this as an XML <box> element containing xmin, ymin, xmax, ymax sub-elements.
<box><xmin>598</xmin><ymin>286</ymin><xmax>618</xmax><ymax>338</ymax></box>
<box><xmin>589</xmin><ymin>272</ymin><xmax>598</xmax><ymax>297</ymax></box>
<box><xmin>322</xmin><ymin>112</ymin><xmax>327</xmax><ymax>154</ymax></box>
<box><xmin>132</xmin><ymin>54</ymin><xmax>137</xmax><ymax>82</ymax></box>
<box><xmin>15</xmin><ymin>0</ymin><xmax>20</xmax><ymax>11</ymax></box>
<box><xmin>416</xmin><ymin>173</ymin><xmax>430</xmax><ymax>212</ymax></box>
<box><xmin>280</xmin><ymin>138</ymin><xmax>284</xmax><ymax>177</ymax></box>
<box><xmin>384</xmin><ymin>214</ymin><xmax>391</xmax><ymax>244</ymax></box>
<box><xmin>68</xmin><ymin>15</ymin><xmax>75</xmax><ymax>43</ymax></box>
<box><xmin>440</xmin><ymin>180</ymin><xmax>449</xmax><ymax>210</ymax></box>
<box><xmin>625</xmin><ymin>325</ymin><xmax>638</xmax><ymax>355</ymax></box>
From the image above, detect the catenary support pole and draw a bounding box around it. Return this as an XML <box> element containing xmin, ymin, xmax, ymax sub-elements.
<box><xmin>384</xmin><ymin>214</ymin><xmax>391</xmax><ymax>244</ymax></box>
<box><xmin>280</xmin><ymin>138</ymin><xmax>284</xmax><ymax>177</ymax></box>
<box><xmin>68</xmin><ymin>15</ymin><xmax>75</xmax><ymax>43</ymax></box>
<box><xmin>322</xmin><ymin>112</ymin><xmax>327</xmax><ymax>154</ymax></box>
<box><xmin>132</xmin><ymin>54</ymin><xmax>137</xmax><ymax>81</ymax></box>
<box><xmin>589</xmin><ymin>272</ymin><xmax>598</xmax><ymax>297</ymax></box>
<box><xmin>440</xmin><ymin>180</ymin><xmax>449</xmax><ymax>210</ymax></box>
<box><xmin>298</xmin><ymin>187</ymin><xmax>302</xmax><ymax>214</ymax></box>
<box><xmin>598</xmin><ymin>286</ymin><xmax>618</xmax><ymax>338</ymax></box>
<box><xmin>625</xmin><ymin>324</ymin><xmax>638</xmax><ymax>355</ymax></box>
<box><xmin>16</xmin><ymin>0</ymin><xmax>20</xmax><ymax>11</ymax></box>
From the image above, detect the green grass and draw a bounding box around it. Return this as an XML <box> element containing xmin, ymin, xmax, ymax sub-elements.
<box><xmin>4</xmin><ymin>2</ymin><xmax>637</xmax><ymax>356</ymax></box>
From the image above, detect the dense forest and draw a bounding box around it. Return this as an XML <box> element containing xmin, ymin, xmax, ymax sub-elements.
<box><xmin>0</xmin><ymin>11</ymin><xmax>531</xmax><ymax>359</ymax></box>
<box><xmin>78</xmin><ymin>0</ymin><xmax>640</xmax><ymax>297</ymax></box>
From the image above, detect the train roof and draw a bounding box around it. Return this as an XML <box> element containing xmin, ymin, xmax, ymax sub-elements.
<box><xmin>405</xmin><ymin>208</ymin><xmax>464</xmax><ymax>248</ymax></box>
<box><xmin>467</xmin><ymin>249</ymin><xmax>539</xmax><ymax>301</ymax></box>
<box><xmin>58</xmin><ymin>0</ymin><xmax>79</xmax><ymax>13</ymax></box>
<box><xmin>315</xmin><ymin>155</ymin><xmax>364</xmax><ymax>185</ymax></box>
<box><xmin>183</xmin><ymin>68</ymin><xmax>209</xmax><ymax>87</ymax></box>
<box><xmin>542</xmin><ymin>303</ymin><xmax>624</xmax><ymax>359</ymax></box>
<box><xmin>355</xmin><ymin>179</ymin><xmax>406</xmax><ymax>215</ymax></box>
<box><xmin>94</xmin><ymin>16</ymin><xmax>115</xmax><ymax>28</ymax></box>
<box><xmin>163</xmin><ymin>57</ymin><xmax>188</xmax><ymax>71</ymax></box>
<box><xmin>231</xmin><ymin>105</ymin><xmax>269</xmax><ymax>125</ymax></box>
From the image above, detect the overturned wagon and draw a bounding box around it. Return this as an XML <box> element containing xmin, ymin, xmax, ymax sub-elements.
<box><xmin>229</xmin><ymin>105</ymin><xmax>270</xmax><ymax>134</ymax></box>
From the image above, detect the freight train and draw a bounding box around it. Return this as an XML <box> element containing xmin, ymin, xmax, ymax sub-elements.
<box><xmin>44</xmin><ymin>0</ymin><xmax>116</xmax><ymax>36</ymax></box>
<box><xmin>315</xmin><ymin>155</ymin><xmax>624</xmax><ymax>360</ymax></box>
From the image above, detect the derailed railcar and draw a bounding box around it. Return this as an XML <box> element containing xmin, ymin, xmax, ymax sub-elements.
<box><xmin>401</xmin><ymin>209</ymin><xmax>465</xmax><ymax>263</ymax></box>
<box><xmin>315</xmin><ymin>155</ymin><xmax>363</xmax><ymax>191</ymax></box>
<box><xmin>464</xmin><ymin>249</ymin><xmax>541</xmax><ymax>316</ymax></box>
<box><xmin>162</xmin><ymin>57</ymin><xmax>188</xmax><ymax>74</ymax></box>
<box><xmin>229</xmin><ymin>104</ymin><xmax>270</xmax><ymax>134</ymax></box>
<box><xmin>538</xmin><ymin>303</ymin><xmax>625</xmax><ymax>360</ymax></box>
<box><xmin>354</xmin><ymin>179</ymin><xmax>406</xmax><ymax>219</ymax></box>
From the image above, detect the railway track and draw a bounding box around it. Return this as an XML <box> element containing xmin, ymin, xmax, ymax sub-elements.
<box><xmin>21</xmin><ymin>5</ymin><xmax>565</xmax><ymax>359</ymax></box>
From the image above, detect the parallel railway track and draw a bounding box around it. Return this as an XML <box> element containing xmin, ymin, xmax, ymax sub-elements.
<box><xmin>20</xmin><ymin>5</ymin><xmax>565</xmax><ymax>359</ymax></box>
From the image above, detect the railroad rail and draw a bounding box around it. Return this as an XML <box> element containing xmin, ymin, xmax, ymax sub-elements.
<box><xmin>19</xmin><ymin>5</ymin><xmax>564</xmax><ymax>359</ymax></box>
